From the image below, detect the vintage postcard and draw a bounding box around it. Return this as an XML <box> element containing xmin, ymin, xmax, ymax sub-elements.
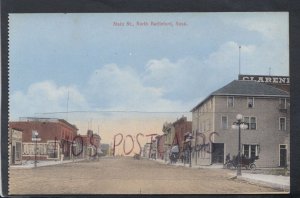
<box><xmin>7</xmin><ymin>12</ymin><xmax>290</xmax><ymax>195</ymax></box>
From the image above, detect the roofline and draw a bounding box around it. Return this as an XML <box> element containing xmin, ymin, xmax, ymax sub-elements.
<box><xmin>10</xmin><ymin>117</ymin><xmax>78</xmax><ymax>131</ymax></box>
<box><xmin>58</xmin><ymin>119</ymin><xmax>78</xmax><ymax>131</ymax></box>
<box><xmin>212</xmin><ymin>93</ymin><xmax>290</xmax><ymax>97</ymax></box>
<box><xmin>9</xmin><ymin>127</ymin><xmax>24</xmax><ymax>132</ymax></box>
<box><xmin>190</xmin><ymin>93</ymin><xmax>289</xmax><ymax>112</ymax></box>
<box><xmin>190</xmin><ymin>95</ymin><xmax>213</xmax><ymax>112</ymax></box>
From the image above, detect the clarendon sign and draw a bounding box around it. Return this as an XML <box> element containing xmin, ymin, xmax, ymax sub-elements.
<box><xmin>239</xmin><ymin>75</ymin><xmax>290</xmax><ymax>85</ymax></box>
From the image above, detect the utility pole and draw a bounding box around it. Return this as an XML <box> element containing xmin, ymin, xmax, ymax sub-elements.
<box><xmin>66</xmin><ymin>89</ymin><xmax>69</xmax><ymax>121</ymax></box>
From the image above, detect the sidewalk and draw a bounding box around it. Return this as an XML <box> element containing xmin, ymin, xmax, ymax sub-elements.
<box><xmin>10</xmin><ymin>158</ymin><xmax>86</xmax><ymax>169</ymax></box>
<box><xmin>150</xmin><ymin>158</ymin><xmax>289</xmax><ymax>191</ymax></box>
<box><xmin>230</xmin><ymin>173</ymin><xmax>290</xmax><ymax>191</ymax></box>
<box><xmin>152</xmin><ymin>158</ymin><xmax>223</xmax><ymax>169</ymax></box>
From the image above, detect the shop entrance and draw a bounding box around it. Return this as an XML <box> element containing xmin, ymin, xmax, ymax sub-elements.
<box><xmin>279</xmin><ymin>144</ymin><xmax>287</xmax><ymax>167</ymax></box>
<box><xmin>211</xmin><ymin>143</ymin><xmax>224</xmax><ymax>164</ymax></box>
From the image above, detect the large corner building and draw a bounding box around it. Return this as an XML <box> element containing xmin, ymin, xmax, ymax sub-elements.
<box><xmin>191</xmin><ymin>79</ymin><xmax>290</xmax><ymax>168</ymax></box>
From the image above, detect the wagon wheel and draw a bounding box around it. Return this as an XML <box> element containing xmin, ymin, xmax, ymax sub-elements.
<box><xmin>227</xmin><ymin>162</ymin><xmax>233</xmax><ymax>169</ymax></box>
<box><xmin>249</xmin><ymin>163</ymin><xmax>256</xmax><ymax>171</ymax></box>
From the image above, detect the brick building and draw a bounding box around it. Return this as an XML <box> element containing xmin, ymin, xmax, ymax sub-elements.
<box><xmin>172</xmin><ymin>117</ymin><xmax>192</xmax><ymax>160</ymax></box>
<box><xmin>160</xmin><ymin>117</ymin><xmax>192</xmax><ymax>162</ymax></box>
<box><xmin>156</xmin><ymin>135</ymin><xmax>165</xmax><ymax>160</ymax></box>
<box><xmin>191</xmin><ymin>79</ymin><xmax>289</xmax><ymax>168</ymax></box>
<box><xmin>81</xmin><ymin>130</ymin><xmax>101</xmax><ymax>158</ymax></box>
<box><xmin>9</xmin><ymin>117</ymin><xmax>78</xmax><ymax>161</ymax></box>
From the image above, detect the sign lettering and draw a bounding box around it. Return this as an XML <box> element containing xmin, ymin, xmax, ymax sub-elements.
<box><xmin>239</xmin><ymin>75</ymin><xmax>289</xmax><ymax>84</ymax></box>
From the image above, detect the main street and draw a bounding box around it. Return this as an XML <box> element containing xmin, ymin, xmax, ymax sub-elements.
<box><xmin>9</xmin><ymin>157</ymin><xmax>281</xmax><ymax>194</ymax></box>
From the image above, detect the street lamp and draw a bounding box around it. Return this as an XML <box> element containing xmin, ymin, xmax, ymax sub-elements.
<box><xmin>34</xmin><ymin>131</ymin><xmax>39</xmax><ymax>168</ymax></box>
<box><xmin>185</xmin><ymin>132</ymin><xmax>193</xmax><ymax>168</ymax></box>
<box><xmin>232</xmin><ymin>114</ymin><xmax>248</xmax><ymax>176</ymax></box>
<box><xmin>190</xmin><ymin>138</ymin><xmax>195</xmax><ymax>168</ymax></box>
<box><xmin>72</xmin><ymin>140</ymin><xmax>77</xmax><ymax>162</ymax></box>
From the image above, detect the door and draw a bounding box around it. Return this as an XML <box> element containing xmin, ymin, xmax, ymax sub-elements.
<box><xmin>279</xmin><ymin>145</ymin><xmax>287</xmax><ymax>167</ymax></box>
<box><xmin>12</xmin><ymin>146</ymin><xmax>16</xmax><ymax>164</ymax></box>
<box><xmin>212</xmin><ymin>143</ymin><xmax>224</xmax><ymax>164</ymax></box>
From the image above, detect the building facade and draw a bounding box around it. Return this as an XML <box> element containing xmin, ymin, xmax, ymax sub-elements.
<box><xmin>191</xmin><ymin>80</ymin><xmax>290</xmax><ymax>168</ymax></box>
<box><xmin>142</xmin><ymin>143</ymin><xmax>151</xmax><ymax>158</ymax></box>
<box><xmin>172</xmin><ymin>117</ymin><xmax>192</xmax><ymax>161</ymax></box>
<box><xmin>81</xmin><ymin>129</ymin><xmax>101</xmax><ymax>159</ymax></box>
<box><xmin>9</xmin><ymin>128</ymin><xmax>23</xmax><ymax>165</ymax></box>
<box><xmin>162</xmin><ymin>122</ymin><xmax>175</xmax><ymax>161</ymax></box>
<box><xmin>9</xmin><ymin>117</ymin><xmax>78</xmax><ymax>161</ymax></box>
<box><xmin>160</xmin><ymin>117</ymin><xmax>192</xmax><ymax>162</ymax></box>
<box><xmin>156</xmin><ymin>135</ymin><xmax>165</xmax><ymax>160</ymax></box>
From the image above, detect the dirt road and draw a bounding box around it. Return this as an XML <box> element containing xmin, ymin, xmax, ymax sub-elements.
<box><xmin>9</xmin><ymin>157</ymin><xmax>281</xmax><ymax>194</ymax></box>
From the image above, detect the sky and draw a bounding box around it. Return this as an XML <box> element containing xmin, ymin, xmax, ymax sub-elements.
<box><xmin>8</xmin><ymin>12</ymin><xmax>289</xmax><ymax>154</ymax></box>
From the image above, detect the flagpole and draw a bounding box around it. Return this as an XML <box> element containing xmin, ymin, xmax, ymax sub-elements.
<box><xmin>239</xmin><ymin>45</ymin><xmax>241</xmax><ymax>75</ymax></box>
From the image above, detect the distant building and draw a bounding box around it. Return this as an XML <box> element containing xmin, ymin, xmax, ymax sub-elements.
<box><xmin>100</xmin><ymin>144</ymin><xmax>110</xmax><ymax>156</ymax></box>
<box><xmin>81</xmin><ymin>130</ymin><xmax>101</xmax><ymax>158</ymax></box>
<box><xmin>191</xmin><ymin>80</ymin><xmax>289</xmax><ymax>168</ymax></box>
<box><xmin>9</xmin><ymin>128</ymin><xmax>23</xmax><ymax>165</ymax></box>
<box><xmin>156</xmin><ymin>135</ymin><xmax>165</xmax><ymax>160</ymax></box>
<box><xmin>161</xmin><ymin>117</ymin><xmax>192</xmax><ymax>162</ymax></box>
<box><xmin>150</xmin><ymin>139</ymin><xmax>157</xmax><ymax>159</ymax></box>
<box><xmin>142</xmin><ymin>143</ymin><xmax>151</xmax><ymax>158</ymax></box>
<box><xmin>162</xmin><ymin>122</ymin><xmax>175</xmax><ymax>161</ymax></box>
<box><xmin>172</xmin><ymin>117</ymin><xmax>192</xmax><ymax>161</ymax></box>
<box><xmin>9</xmin><ymin>117</ymin><xmax>78</xmax><ymax>161</ymax></box>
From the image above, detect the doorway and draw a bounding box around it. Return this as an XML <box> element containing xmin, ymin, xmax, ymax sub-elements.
<box><xmin>12</xmin><ymin>146</ymin><xmax>16</xmax><ymax>164</ymax></box>
<box><xmin>279</xmin><ymin>144</ymin><xmax>287</xmax><ymax>167</ymax></box>
<box><xmin>212</xmin><ymin>143</ymin><xmax>224</xmax><ymax>164</ymax></box>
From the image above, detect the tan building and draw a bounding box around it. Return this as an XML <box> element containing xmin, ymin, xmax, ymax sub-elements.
<box><xmin>142</xmin><ymin>143</ymin><xmax>151</xmax><ymax>158</ymax></box>
<box><xmin>9</xmin><ymin>128</ymin><xmax>23</xmax><ymax>165</ymax></box>
<box><xmin>191</xmin><ymin>80</ymin><xmax>289</xmax><ymax>168</ymax></box>
<box><xmin>162</xmin><ymin>122</ymin><xmax>175</xmax><ymax>161</ymax></box>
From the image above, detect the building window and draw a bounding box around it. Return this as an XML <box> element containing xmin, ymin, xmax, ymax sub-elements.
<box><xmin>279</xmin><ymin>98</ymin><xmax>287</xmax><ymax>109</ymax></box>
<box><xmin>207</xmin><ymin>119</ymin><xmax>211</xmax><ymax>131</ymax></box>
<box><xmin>244</xmin><ymin>116</ymin><xmax>257</xmax><ymax>130</ymax></box>
<box><xmin>15</xmin><ymin>142</ymin><xmax>22</xmax><ymax>160</ymax></box>
<box><xmin>221</xmin><ymin>116</ymin><xmax>228</xmax><ymax>129</ymax></box>
<box><xmin>47</xmin><ymin>141</ymin><xmax>59</xmax><ymax>159</ymax></box>
<box><xmin>23</xmin><ymin>143</ymin><xmax>47</xmax><ymax>155</ymax></box>
<box><xmin>243</xmin><ymin>144</ymin><xmax>259</xmax><ymax>158</ymax></box>
<box><xmin>209</xmin><ymin>99</ymin><xmax>212</xmax><ymax>109</ymax></box>
<box><xmin>279</xmin><ymin>117</ymin><xmax>286</xmax><ymax>131</ymax></box>
<box><xmin>227</xmin><ymin>96</ymin><xmax>234</xmax><ymax>108</ymax></box>
<box><xmin>247</xmin><ymin>97</ymin><xmax>254</xmax><ymax>108</ymax></box>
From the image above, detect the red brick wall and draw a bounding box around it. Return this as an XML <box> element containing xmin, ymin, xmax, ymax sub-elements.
<box><xmin>82</xmin><ymin>133</ymin><xmax>101</xmax><ymax>148</ymax></box>
<box><xmin>156</xmin><ymin>135</ymin><xmax>165</xmax><ymax>159</ymax></box>
<box><xmin>9</xmin><ymin>120</ymin><xmax>78</xmax><ymax>143</ymax></box>
<box><xmin>172</xmin><ymin>117</ymin><xmax>192</xmax><ymax>152</ymax></box>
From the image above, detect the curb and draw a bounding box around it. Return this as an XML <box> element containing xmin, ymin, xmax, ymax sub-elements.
<box><xmin>9</xmin><ymin>159</ymin><xmax>86</xmax><ymax>169</ymax></box>
<box><xmin>236</xmin><ymin>175</ymin><xmax>290</xmax><ymax>192</ymax></box>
